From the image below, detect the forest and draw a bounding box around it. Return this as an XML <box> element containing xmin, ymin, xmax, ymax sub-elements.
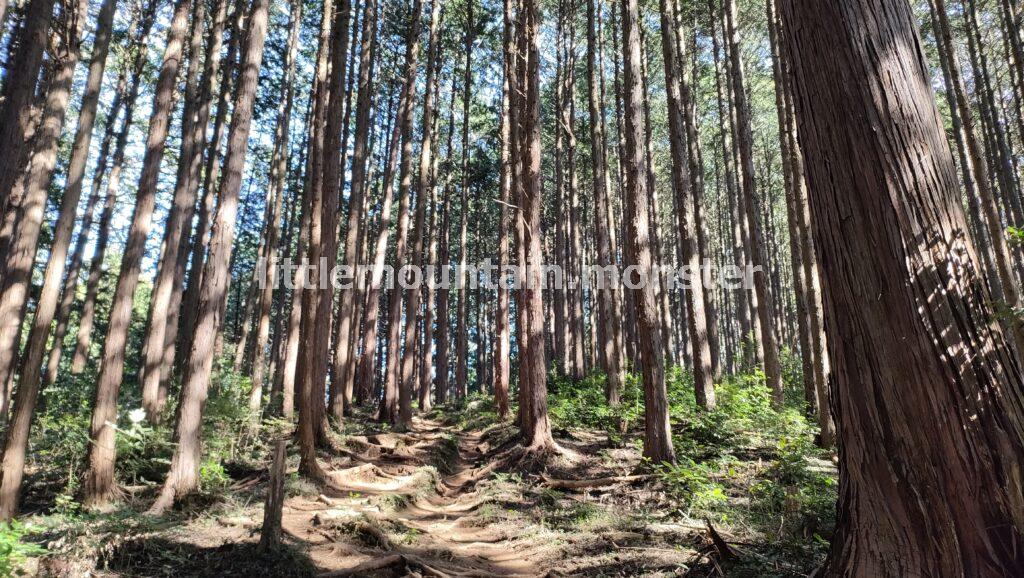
<box><xmin>0</xmin><ymin>0</ymin><xmax>1023</xmax><ymax>574</ymax></box>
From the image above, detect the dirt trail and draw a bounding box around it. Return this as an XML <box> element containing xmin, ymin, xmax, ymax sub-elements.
<box><xmin>282</xmin><ymin>417</ymin><xmax>560</xmax><ymax>577</ymax></box>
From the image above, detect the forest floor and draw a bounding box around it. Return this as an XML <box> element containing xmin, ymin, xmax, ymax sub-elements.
<box><xmin>17</xmin><ymin>380</ymin><xmax>837</xmax><ymax>577</ymax></box>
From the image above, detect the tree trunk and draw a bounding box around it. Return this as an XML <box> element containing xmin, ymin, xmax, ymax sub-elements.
<box><xmin>332</xmin><ymin>0</ymin><xmax>379</xmax><ymax>418</ymax></box>
<box><xmin>399</xmin><ymin>0</ymin><xmax>442</xmax><ymax>422</ymax></box>
<box><xmin>0</xmin><ymin>0</ymin><xmax>55</xmax><ymax>207</ymax></box>
<box><xmin>356</xmin><ymin>3</ymin><xmax>423</xmax><ymax>412</ymax></box>
<box><xmin>140</xmin><ymin>0</ymin><xmax>215</xmax><ymax>423</ymax></box>
<box><xmin>176</xmin><ymin>0</ymin><xmax>246</xmax><ymax>366</ymax></box>
<box><xmin>724</xmin><ymin>0</ymin><xmax>783</xmax><ymax>403</ymax></box>
<box><xmin>780</xmin><ymin>0</ymin><xmax>1024</xmax><ymax>573</ymax></box>
<box><xmin>71</xmin><ymin>33</ymin><xmax>151</xmax><ymax>375</ymax></box>
<box><xmin>586</xmin><ymin>0</ymin><xmax>624</xmax><ymax>405</ymax></box>
<box><xmin>516</xmin><ymin>0</ymin><xmax>554</xmax><ymax>451</ymax></box>
<box><xmin>258</xmin><ymin>439</ymin><xmax>287</xmax><ymax>551</ymax></box>
<box><xmin>149</xmin><ymin>0</ymin><xmax>271</xmax><ymax>514</ymax></box>
<box><xmin>250</xmin><ymin>0</ymin><xmax>300</xmax><ymax>415</ymax></box>
<box><xmin>0</xmin><ymin>0</ymin><xmax>87</xmax><ymax>519</ymax></box>
<box><xmin>773</xmin><ymin>0</ymin><xmax>834</xmax><ymax>446</ymax></box>
<box><xmin>82</xmin><ymin>0</ymin><xmax>192</xmax><ymax>509</ymax></box>
<box><xmin>455</xmin><ymin>0</ymin><xmax>474</xmax><ymax>400</ymax></box>
<box><xmin>45</xmin><ymin>0</ymin><xmax>158</xmax><ymax>385</ymax></box>
<box><xmin>656</xmin><ymin>0</ymin><xmax>715</xmax><ymax>411</ymax></box>
<box><xmin>929</xmin><ymin>0</ymin><xmax>1024</xmax><ymax>354</ymax></box>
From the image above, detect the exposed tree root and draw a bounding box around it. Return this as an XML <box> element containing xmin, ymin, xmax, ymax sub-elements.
<box><xmin>540</xmin><ymin>473</ymin><xmax>652</xmax><ymax>490</ymax></box>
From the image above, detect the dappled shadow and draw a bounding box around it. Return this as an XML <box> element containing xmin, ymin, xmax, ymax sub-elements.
<box><xmin>97</xmin><ymin>538</ymin><xmax>318</xmax><ymax>577</ymax></box>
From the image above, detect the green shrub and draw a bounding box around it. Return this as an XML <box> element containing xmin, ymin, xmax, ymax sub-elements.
<box><xmin>0</xmin><ymin>521</ymin><xmax>43</xmax><ymax>577</ymax></box>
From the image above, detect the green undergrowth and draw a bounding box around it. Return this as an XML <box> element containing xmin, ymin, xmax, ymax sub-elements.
<box><xmin>447</xmin><ymin>356</ymin><xmax>837</xmax><ymax>576</ymax></box>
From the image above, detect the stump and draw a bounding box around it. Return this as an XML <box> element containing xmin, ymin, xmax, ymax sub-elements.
<box><xmin>259</xmin><ymin>438</ymin><xmax>288</xmax><ymax>551</ymax></box>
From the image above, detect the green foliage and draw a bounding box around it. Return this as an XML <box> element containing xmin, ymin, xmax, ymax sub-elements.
<box><xmin>546</xmin><ymin>372</ymin><xmax>644</xmax><ymax>436</ymax></box>
<box><xmin>0</xmin><ymin>521</ymin><xmax>44</xmax><ymax>577</ymax></box>
<box><xmin>657</xmin><ymin>459</ymin><xmax>729</xmax><ymax>513</ymax></box>
<box><xmin>750</xmin><ymin>434</ymin><xmax>838</xmax><ymax>539</ymax></box>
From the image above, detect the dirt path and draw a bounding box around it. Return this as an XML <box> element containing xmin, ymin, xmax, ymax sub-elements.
<box><xmin>282</xmin><ymin>417</ymin><xmax>561</xmax><ymax>577</ymax></box>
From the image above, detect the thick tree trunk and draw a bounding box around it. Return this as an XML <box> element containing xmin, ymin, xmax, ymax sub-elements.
<box><xmin>780</xmin><ymin>0</ymin><xmax>1024</xmax><ymax>574</ymax></box>
<box><xmin>149</xmin><ymin>0</ymin><xmax>270</xmax><ymax>514</ymax></box>
<box><xmin>516</xmin><ymin>0</ymin><xmax>554</xmax><ymax>451</ymax></box>
<box><xmin>620</xmin><ymin>0</ymin><xmax>673</xmax><ymax>464</ymax></box>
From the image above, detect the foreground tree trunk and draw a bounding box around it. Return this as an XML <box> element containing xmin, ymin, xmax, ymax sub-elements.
<box><xmin>150</xmin><ymin>0</ymin><xmax>271</xmax><ymax>514</ymax></box>
<box><xmin>620</xmin><ymin>0</ymin><xmax>674</xmax><ymax>464</ymax></box>
<box><xmin>516</xmin><ymin>0</ymin><xmax>554</xmax><ymax>451</ymax></box>
<box><xmin>780</xmin><ymin>0</ymin><xmax>1024</xmax><ymax>574</ymax></box>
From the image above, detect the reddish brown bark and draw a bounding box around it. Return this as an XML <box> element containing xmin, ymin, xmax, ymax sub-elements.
<box><xmin>516</xmin><ymin>0</ymin><xmax>554</xmax><ymax>451</ymax></box>
<box><xmin>84</xmin><ymin>0</ymin><xmax>193</xmax><ymax>509</ymax></box>
<box><xmin>781</xmin><ymin>0</ymin><xmax>1024</xmax><ymax>573</ymax></box>
<box><xmin>620</xmin><ymin>0</ymin><xmax>674</xmax><ymax>463</ymax></box>
<box><xmin>149</xmin><ymin>0</ymin><xmax>271</xmax><ymax>514</ymax></box>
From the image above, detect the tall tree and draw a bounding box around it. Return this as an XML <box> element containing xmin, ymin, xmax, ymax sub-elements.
<box><xmin>401</xmin><ymin>0</ymin><xmax>443</xmax><ymax>422</ymax></box>
<box><xmin>516</xmin><ymin>0</ymin><xmax>554</xmax><ymax>451</ymax></box>
<box><xmin>0</xmin><ymin>0</ymin><xmax>89</xmax><ymax>519</ymax></box>
<box><xmin>250</xmin><ymin>0</ymin><xmax>301</xmax><ymax>414</ymax></box>
<box><xmin>45</xmin><ymin>0</ymin><xmax>158</xmax><ymax>385</ymax></box>
<box><xmin>586</xmin><ymin>0</ymin><xmax>624</xmax><ymax>405</ymax></box>
<box><xmin>724</xmin><ymin>0</ymin><xmax>783</xmax><ymax>404</ymax></box>
<box><xmin>150</xmin><ymin>0</ymin><xmax>272</xmax><ymax>514</ymax></box>
<box><xmin>656</xmin><ymin>0</ymin><xmax>715</xmax><ymax>410</ymax></box>
<box><xmin>83</xmin><ymin>0</ymin><xmax>194</xmax><ymax>508</ymax></box>
<box><xmin>139</xmin><ymin>0</ymin><xmax>215</xmax><ymax>422</ymax></box>
<box><xmin>929</xmin><ymin>0</ymin><xmax>1024</xmax><ymax>354</ymax></box>
<box><xmin>0</xmin><ymin>0</ymin><xmax>56</xmax><ymax>207</ymax></box>
<box><xmin>455</xmin><ymin>0</ymin><xmax>475</xmax><ymax>400</ymax></box>
<box><xmin>620</xmin><ymin>0</ymin><xmax>674</xmax><ymax>463</ymax></box>
<box><xmin>355</xmin><ymin>0</ymin><xmax>424</xmax><ymax>411</ymax></box>
<box><xmin>780</xmin><ymin>0</ymin><xmax>1024</xmax><ymax>573</ymax></box>
<box><xmin>380</xmin><ymin>0</ymin><xmax>427</xmax><ymax>428</ymax></box>
<box><xmin>332</xmin><ymin>0</ymin><xmax>379</xmax><ymax>418</ymax></box>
